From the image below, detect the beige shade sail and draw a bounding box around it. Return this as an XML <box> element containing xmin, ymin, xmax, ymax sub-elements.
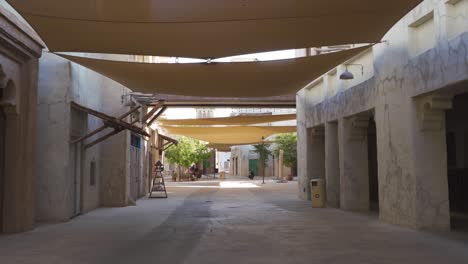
<box><xmin>207</xmin><ymin>142</ymin><xmax>277</xmax><ymax>152</ymax></box>
<box><xmin>8</xmin><ymin>0</ymin><xmax>422</xmax><ymax>58</ymax></box>
<box><xmin>159</xmin><ymin>114</ymin><xmax>296</xmax><ymax>126</ymax></box>
<box><xmin>162</xmin><ymin>126</ymin><xmax>296</xmax><ymax>145</ymax></box>
<box><xmin>59</xmin><ymin>46</ymin><xmax>370</xmax><ymax>98</ymax></box>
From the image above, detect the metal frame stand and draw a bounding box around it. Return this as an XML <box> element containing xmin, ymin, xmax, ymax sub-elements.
<box><xmin>149</xmin><ymin>162</ymin><xmax>167</xmax><ymax>199</ymax></box>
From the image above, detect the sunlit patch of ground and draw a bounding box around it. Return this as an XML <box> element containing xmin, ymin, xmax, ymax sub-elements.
<box><xmin>167</xmin><ymin>181</ymin><xmax>259</xmax><ymax>189</ymax></box>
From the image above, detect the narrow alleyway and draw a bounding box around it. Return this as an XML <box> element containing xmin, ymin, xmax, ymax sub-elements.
<box><xmin>0</xmin><ymin>180</ymin><xmax>467</xmax><ymax>264</ymax></box>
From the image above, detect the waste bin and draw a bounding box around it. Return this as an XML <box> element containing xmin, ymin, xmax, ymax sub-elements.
<box><xmin>310</xmin><ymin>179</ymin><xmax>325</xmax><ymax>208</ymax></box>
<box><xmin>220</xmin><ymin>171</ymin><xmax>226</xmax><ymax>180</ymax></box>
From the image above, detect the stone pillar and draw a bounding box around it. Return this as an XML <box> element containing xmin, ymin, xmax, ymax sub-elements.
<box><xmin>308</xmin><ymin>126</ymin><xmax>326</xmax><ymax>200</ymax></box>
<box><xmin>297</xmin><ymin>119</ymin><xmax>311</xmax><ymax>200</ymax></box>
<box><xmin>338</xmin><ymin>114</ymin><xmax>371</xmax><ymax>211</ymax></box>
<box><xmin>375</xmin><ymin>90</ymin><xmax>451</xmax><ymax>230</ymax></box>
<box><xmin>325</xmin><ymin>122</ymin><xmax>340</xmax><ymax>208</ymax></box>
<box><xmin>411</xmin><ymin>93</ymin><xmax>452</xmax><ymax>230</ymax></box>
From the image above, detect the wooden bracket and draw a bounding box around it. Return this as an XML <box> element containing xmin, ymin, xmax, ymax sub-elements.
<box><xmin>70</xmin><ymin>101</ymin><xmax>163</xmax><ymax>149</ymax></box>
<box><xmin>147</xmin><ymin>106</ymin><xmax>168</xmax><ymax>126</ymax></box>
<box><xmin>71</xmin><ymin>104</ymin><xmax>141</xmax><ymax>144</ymax></box>
<box><xmin>163</xmin><ymin>142</ymin><xmax>175</xmax><ymax>151</ymax></box>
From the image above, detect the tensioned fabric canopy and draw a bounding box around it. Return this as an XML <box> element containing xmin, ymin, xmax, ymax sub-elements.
<box><xmin>7</xmin><ymin>0</ymin><xmax>422</xmax><ymax>58</ymax></box>
<box><xmin>59</xmin><ymin>46</ymin><xmax>369</xmax><ymax>98</ymax></box>
<box><xmin>207</xmin><ymin>142</ymin><xmax>277</xmax><ymax>152</ymax></box>
<box><xmin>162</xmin><ymin>126</ymin><xmax>296</xmax><ymax>145</ymax></box>
<box><xmin>159</xmin><ymin>114</ymin><xmax>296</xmax><ymax>126</ymax></box>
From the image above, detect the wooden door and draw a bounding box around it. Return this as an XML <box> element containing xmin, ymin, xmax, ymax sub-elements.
<box><xmin>249</xmin><ymin>159</ymin><xmax>258</xmax><ymax>176</ymax></box>
<box><xmin>130</xmin><ymin>134</ymin><xmax>142</xmax><ymax>201</ymax></box>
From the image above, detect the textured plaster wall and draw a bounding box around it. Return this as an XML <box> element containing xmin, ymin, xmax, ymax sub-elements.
<box><xmin>36</xmin><ymin>53</ymin><xmax>133</xmax><ymax>222</ymax></box>
<box><xmin>297</xmin><ymin>0</ymin><xmax>468</xmax><ymax>230</ymax></box>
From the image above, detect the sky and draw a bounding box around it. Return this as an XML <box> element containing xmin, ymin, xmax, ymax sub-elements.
<box><xmin>174</xmin><ymin>49</ymin><xmax>299</xmax><ymax>63</ymax></box>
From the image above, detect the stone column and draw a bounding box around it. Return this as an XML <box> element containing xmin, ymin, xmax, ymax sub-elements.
<box><xmin>297</xmin><ymin>117</ymin><xmax>311</xmax><ymax>200</ymax></box>
<box><xmin>325</xmin><ymin>122</ymin><xmax>340</xmax><ymax>208</ymax></box>
<box><xmin>411</xmin><ymin>93</ymin><xmax>452</xmax><ymax>230</ymax></box>
<box><xmin>308</xmin><ymin>126</ymin><xmax>326</xmax><ymax>199</ymax></box>
<box><xmin>338</xmin><ymin>114</ymin><xmax>371</xmax><ymax>211</ymax></box>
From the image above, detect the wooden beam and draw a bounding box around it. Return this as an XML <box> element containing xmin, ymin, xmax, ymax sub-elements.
<box><xmin>71</xmin><ymin>102</ymin><xmax>150</xmax><ymax>138</ymax></box>
<box><xmin>71</xmin><ymin>126</ymin><xmax>107</xmax><ymax>144</ymax></box>
<box><xmin>147</xmin><ymin>106</ymin><xmax>168</xmax><ymax>126</ymax></box>
<box><xmin>163</xmin><ymin>142</ymin><xmax>174</xmax><ymax>151</ymax></box>
<box><xmin>71</xmin><ymin>106</ymin><xmax>141</xmax><ymax>144</ymax></box>
<box><xmin>141</xmin><ymin>101</ymin><xmax>165</xmax><ymax>124</ymax></box>
<box><xmin>158</xmin><ymin>133</ymin><xmax>179</xmax><ymax>145</ymax></box>
<box><xmin>162</xmin><ymin>141</ymin><xmax>172</xmax><ymax>149</ymax></box>
<box><xmin>85</xmin><ymin>129</ymin><xmax>121</xmax><ymax>149</ymax></box>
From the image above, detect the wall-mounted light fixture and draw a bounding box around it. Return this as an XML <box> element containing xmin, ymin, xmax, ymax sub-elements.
<box><xmin>340</xmin><ymin>64</ymin><xmax>364</xmax><ymax>80</ymax></box>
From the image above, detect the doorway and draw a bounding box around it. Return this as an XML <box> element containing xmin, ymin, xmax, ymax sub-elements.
<box><xmin>367</xmin><ymin>117</ymin><xmax>379</xmax><ymax>212</ymax></box>
<box><xmin>445</xmin><ymin>92</ymin><xmax>468</xmax><ymax>231</ymax></box>
<box><xmin>0</xmin><ymin>109</ymin><xmax>5</xmax><ymax>233</ymax></box>
<box><xmin>70</xmin><ymin>108</ymin><xmax>87</xmax><ymax>217</ymax></box>
<box><xmin>249</xmin><ymin>159</ymin><xmax>258</xmax><ymax>176</ymax></box>
<box><xmin>130</xmin><ymin>134</ymin><xmax>142</xmax><ymax>201</ymax></box>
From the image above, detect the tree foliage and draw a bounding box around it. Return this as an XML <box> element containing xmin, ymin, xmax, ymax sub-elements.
<box><xmin>273</xmin><ymin>133</ymin><xmax>298</xmax><ymax>170</ymax></box>
<box><xmin>253</xmin><ymin>142</ymin><xmax>272</xmax><ymax>175</ymax></box>
<box><xmin>165</xmin><ymin>137</ymin><xmax>212</xmax><ymax>168</ymax></box>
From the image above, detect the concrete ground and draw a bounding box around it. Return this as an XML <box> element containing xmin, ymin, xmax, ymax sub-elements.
<box><xmin>1</xmin><ymin>178</ymin><xmax>467</xmax><ymax>264</ymax></box>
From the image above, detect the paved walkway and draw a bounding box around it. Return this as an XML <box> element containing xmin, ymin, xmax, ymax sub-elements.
<box><xmin>1</xmin><ymin>179</ymin><xmax>467</xmax><ymax>264</ymax></box>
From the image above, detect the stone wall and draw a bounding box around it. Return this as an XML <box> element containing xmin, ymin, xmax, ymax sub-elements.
<box><xmin>0</xmin><ymin>4</ymin><xmax>42</xmax><ymax>233</ymax></box>
<box><xmin>36</xmin><ymin>53</ymin><xmax>135</xmax><ymax>222</ymax></box>
<box><xmin>297</xmin><ymin>0</ymin><xmax>468</xmax><ymax>230</ymax></box>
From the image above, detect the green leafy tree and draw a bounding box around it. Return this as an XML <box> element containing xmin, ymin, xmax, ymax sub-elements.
<box><xmin>253</xmin><ymin>143</ymin><xmax>272</xmax><ymax>176</ymax></box>
<box><xmin>165</xmin><ymin>137</ymin><xmax>212</xmax><ymax>177</ymax></box>
<box><xmin>273</xmin><ymin>133</ymin><xmax>298</xmax><ymax>175</ymax></box>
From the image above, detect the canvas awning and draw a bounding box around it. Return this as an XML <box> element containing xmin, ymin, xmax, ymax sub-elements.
<box><xmin>59</xmin><ymin>46</ymin><xmax>369</xmax><ymax>98</ymax></box>
<box><xmin>159</xmin><ymin>114</ymin><xmax>296</xmax><ymax>126</ymax></box>
<box><xmin>207</xmin><ymin>142</ymin><xmax>277</xmax><ymax>152</ymax></box>
<box><xmin>162</xmin><ymin>126</ymin><xmax>296</xmax><ymax>145</ymax></box>
<box><xmin>7</xmin><ymin>0</ymin><xmax>422</xmax><ymax>58</ymax></box>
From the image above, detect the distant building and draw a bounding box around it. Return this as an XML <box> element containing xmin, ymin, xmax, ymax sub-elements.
<box><xmin>196</xmin><ymin>108</ymin><xmax>214</xmax><ymax>119</ymax></box>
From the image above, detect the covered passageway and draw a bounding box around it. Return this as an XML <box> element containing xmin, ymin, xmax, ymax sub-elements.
<box><xmin>3</xmin><ymin>0</ymin><xmax>468</xmax><ymax>263</ymax></box>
